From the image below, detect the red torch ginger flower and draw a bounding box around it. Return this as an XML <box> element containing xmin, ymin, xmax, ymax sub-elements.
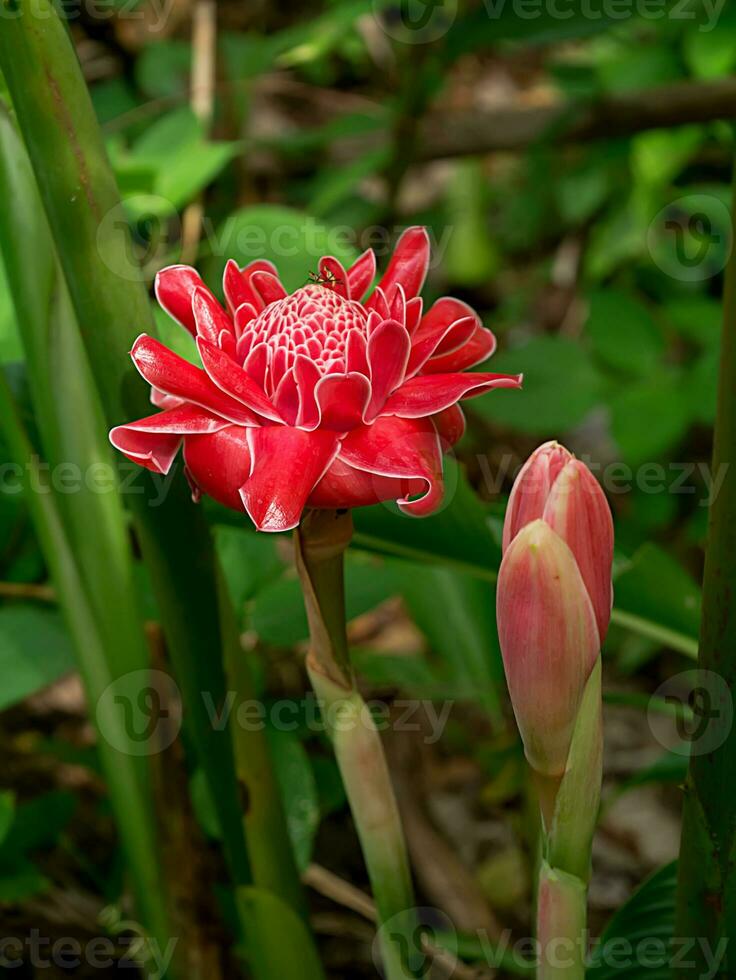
<box><xmin>110</xmin><ymin>227</ymin><xmax>522</xmax><ymax>532</ymax></box>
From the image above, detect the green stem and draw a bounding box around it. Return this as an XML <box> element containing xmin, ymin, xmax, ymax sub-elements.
<box><xmin>534</xmin><ymin>660</ymin><xmax>602</xmax><ymax>980</ymax></box>
<box><xmin>295</xmin><ymin>510</ymin><xmax>419</xmax><ymax>980</ymax></box>
<box><xmin>536</xmin><ymin>863</ymin><xmax>587</xmax><ymax>980</ymax></box>
<box><xmin>674</xmin><ymin>173</ymin><xmax>736</xmax><ymax>973</ymax></box>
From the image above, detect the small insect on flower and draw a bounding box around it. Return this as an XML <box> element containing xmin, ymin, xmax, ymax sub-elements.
<box><xmin>307</xmin><ymin>269</ymin><xmax>343</xmax><ymax>288</ymax></box>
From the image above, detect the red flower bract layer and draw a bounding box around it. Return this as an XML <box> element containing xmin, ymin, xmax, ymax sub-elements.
<box><xmin>110</xmin><ymin>227</ymin><xmax>522</xmax><ymax>532</ymax></box>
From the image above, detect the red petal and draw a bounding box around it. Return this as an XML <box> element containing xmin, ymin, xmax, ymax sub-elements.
<box><xmin>192</xmin><ymin>287</ymin><xmax>234</xmax><ymax>345</ymax></box>
<box><xmin>223</xmin><ymin>259</ymin><xmax>278</xmax><ymax>315</ymax></box>
<box><xmin>318</xmin><ymin>256</ymin><xmax>349</xmax><ymax>298</ymax></box>
<box><xmin>502</xmin><ymin>440</ymin><xmax>573</xmax><ymax>552</ymax></box>
<box><xmin>382</xmin><ymin>371</ymin><xmax>523</xmax><ymax>418</ymax></box>
<box><xmin>338</xmin><ymin>416</ymin><xmax>444</xmax><ymax>517</ymax></box>
<box><xmin>366</xmin><ymin>319</ymin><xmax>411</xmax><ymax>419</ymax></box>
<box><xmin>150</xmin><ymin>388</ymin><xmax>183</xmax><ymax>410</ymax></box>
<box><xmin>406</xmin><ymin>315</ymin><xmax>476</xmax><ymax>378</ymax></box>
<box><xmin>111</xmin><ymin>404</ymin><xmax>228</xmax><ymax>474</ymax></box>
<box><xmin>416</xmin><ymin>296</ymin><xmax>480</xmax><ymax>341</ymax></box>
<box><xmin>543</xmin><ymin>459</ymin><xmax>614</xmax><ymax>644</ymax></box>
<box><xmin>197</xmin><ymin>337</ymin><xmax>282</xmax><ymax>422</ymax></box>
<box><xmin>433</xmin><ymin>404</ymin><xmax>466</xmax><ymax>448</ymax></box>
<box><xmin>241</xmin><ymin>427</ymin><xmax>339</xmax><ymax>532</ymax></box>
<box><xmin>131</xmin><ymin>334</ymin><xmax>258</xmax><ymax>425</ymax></box>
<box><xmin>244</xmin><ymin>342</ymin><xmax>270</xmax><ymax>389</ymax></box>
<box><xmin>367</xmin><ymin>226</ymin><xmax>430</xmax><ymax>307</ymax></box>
<box><xmin>424</xmin><ymin>324</ymin><xmax>497</xmax><ymax>373</ymax></box>
<box><xmin>155</xmin><ymin>265</ymin><xmax>213</xmax><ymax>336</ymax></box>
<box><xmin>294</xmin><ymin>355</ymin><xmax>320</xmax><ymax>429</ymax></box>
<box><xmin>346</xmin><ymin>249</ymin><xmax>376</xmax><ymax>301</ymax></box>
<box><xmin>251</xmin><ymin>271</ymin><xmax>288</xmax><ymax>306</ymax></box>
<box><xmin>274</xmin><ymin>368</ymin><xmax>300</xmax><ymax>426</ymax></box>
<box><xmin>314</xmin><ymin>372</ymin><xmax>371</xmax><ymax>431</ymax></box>
<box><xmin>346</xmin><ymin>330</ymin><xmax>369</xmax><ymax>376</ymax></box>
<box><xmin>309</xmin><ymin>457</ymin><xmax>422</xmax><ymax>509</ymax></box>
<box><xmin>184</xmin><ymin>425</ymin><xmax>252</xmax><ymax>512</ymax></box>
<box><xmin>405</xmin><ymin>297</ymin><xmax>423</xmax><ymax>334</ymax></box>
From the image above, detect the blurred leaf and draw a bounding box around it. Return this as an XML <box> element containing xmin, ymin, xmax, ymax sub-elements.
<box><xmin>0</xmin><ymin>790</ymin><xmax>76</xmax><ymax>855</ymax></box>
<box><xmin>686</xmin><ymin>346</ymin><xmax>718</xmax><ymax>425</ymax></box>
<box><xmin>597</xmin><ymin>44</ymin><xmax>681</xmax><ymax>93</ymax></box>
<box><xmin>0</xmin><ymin>604</ymin><xmax>76</xmax><ymax>710</ymax></box>
<box><xmin>587</xmin><ymin>862</ymin><xmax>676</xmax><ymax>979</ymax></box>
<box><xmin>216</xmin><ymin>526</ymin><xmax>285</xmax><ymax>614</ymax></box>
<box><xmin>586</xmin><ymin>289</ymin><xmax>663</xmax><ymax>376</ymax></box>
<box><xmin>134</xmin><ymin>41</ymin><xmax>191</xmax><ymax>99</ymax></box>
<box><xmin>444</xmin><ymin>160</ymin><xmax>500</xmax><ymax>287</ymax></box>
<box><xmin>631</xmin><ymin>127</ymin><xmax>702</xmax><ymax>188</ymax></box>
<box><xmin>609</xmin><ymin>369</ymin><xmax>692</xmax><ymax>464</ymax></box>
<box><xmin>237</xmin><ymin>887</ymin><xmax>326</xmax><ymax>980</ymax></box>
<box><xmin>126</xmin><ymin>108</ymin><xmax>240</xmax><ymax>209</ymax></box>
<box><xmin>249</xmin><ymin>556</ymin><xmax>399</xmax><ymax>647</ymax></box>
<box><xmin>0</xmin><ymin>861</ymin><xmax>49</xmax><ymax>901</ymax></box>
<box><xmin>616</xmin><ymin>750</ymin><xmax>688</xmax><ymax>797</ymax></box>
<box><xmin>684</xmin><ymin>13</ymin><xmax>736</xmax><ymax>79</ymax></box>
<box><xmin>0</xmin><ymin>262</ymin><xmax>22</xmax><ymax>364</ymax></box>
<box><xmin>614</xmin><ymin>543</ymin><xmax>701</xmax><ymax>655</ymax></box>
<box><xmin>478</xmin><ymin>336</ymin><xmax>601</xmax><ymax>434</ymax></box>
<box><xmin>400</xmin><ymin>566</ymin><xmax>505</xmax><ymax>722</ymax></box>
<box><xmin>0</xmin><ymin>792</ymin><xmax>14</xmax><ymax>846</ymax></box>
<box><xmin>310</xmin><ymin>755</ymin><xmax>346</xmax><ymax>817</ymax></box>
<box><xmin>352</xmin><ymin>649</ymin><xmax>450</xmax><ymax>699</ymax></box>
<box><xmin>266</xmin><ymin>727</ymin><xmax>320</xmax><ymax>873</ymax></box>
<box><xmin>663</xmin><ymin>295</ymin><xmax>722</xmax><ymax>347</ymax></box>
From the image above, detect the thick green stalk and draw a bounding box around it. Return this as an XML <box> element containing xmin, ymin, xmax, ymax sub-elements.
<box><xmin>0</xmin><ymin>1</ymin><xmax>312</xmax><ymax>943</ymax></box>
<box><xmin>0</xmin><ymin>105</ymin><xmax>177</xmax><ymax>965</ymax></box>
<box><xmin>675</xmin><ymin>175</ymin><xmax>736</xmax><ymax>974</ymax></box>
<box><xmin>295</xmin><ymin>510</ymin><xmax>419</xmax><ymax>980</ymax></box>
<box><xmin>535</xmin><ymin>660</ymin><xmax>602</xmax><ymax>980</ymax></box>
<box><xmin>0</xmin><ymin>370</ymin><xmax>172</xmax><ymax>964</ymax></box>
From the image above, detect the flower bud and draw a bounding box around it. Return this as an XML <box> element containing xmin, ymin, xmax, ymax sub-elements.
<box><xmin>496</xmin><ymin>520</ymin><xmax>600</xmax><ymax>777</ymax></box>
<box><xmin>503</xmin><ymin>442</ymin><xmax>613</xmax><ymax>643</ymax></box>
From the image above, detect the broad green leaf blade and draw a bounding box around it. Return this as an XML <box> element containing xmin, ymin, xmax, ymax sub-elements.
<box><xmin>0</xmin><ymin>605</ymin><xmax>76</xmax><ymax>711</ymax></box>
<box><xmin>237</xmin><ymin>887</ymin><xmax>327</xmax><ymax>980</ymax></box>
<box><xmin>587</xmin><ymin>863</ymin><xmax>676</xmax><ymax>979</ymax></box>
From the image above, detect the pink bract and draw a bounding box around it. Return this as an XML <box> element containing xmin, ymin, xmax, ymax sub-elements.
<box><xmin>110</xmin><ymin>227</ymin><xmax>522</xmax><ymax>532</ymax></box>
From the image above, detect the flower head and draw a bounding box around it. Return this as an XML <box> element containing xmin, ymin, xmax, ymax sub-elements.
<box><xmin>110</xmin><ymin>227</ymin><xmax>521</xmax><ymax>531</ymax></box>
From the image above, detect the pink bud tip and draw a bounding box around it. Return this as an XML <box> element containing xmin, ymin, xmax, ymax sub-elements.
<box><xmin>503</xmin><ymin>441</ymin><xmax>613</xmax><ymax>644</ymax></box>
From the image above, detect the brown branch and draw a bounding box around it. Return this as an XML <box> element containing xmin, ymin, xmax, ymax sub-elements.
<box><xmin>417</xmin><ymin>78</ymin><xmax>736</xmax><ymax>159</ymax></box>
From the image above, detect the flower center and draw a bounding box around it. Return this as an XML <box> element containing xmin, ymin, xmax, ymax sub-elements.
<box><xmin>247</xmin><ymin>284</ymin><xmax>369</xmax><ymax>375</ymax></box>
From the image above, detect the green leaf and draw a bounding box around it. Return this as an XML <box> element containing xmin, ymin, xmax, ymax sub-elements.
<box><xmin>586</xmin><ymin>289</ymin><xmax>663</xmax><ymax>376</ymax></box>
<box><xmin>587</xmin><ymin>863</ymin><xmax>676</xmax><ymax>978</ymax></box>
<box><xmin>477</xmin><ymin>336</ymin><xmax>601</xmax><ymax>434</ymax></box>
<box><xmin>0</xmin><ymin>605</ymin><xmax>76</xmax><ymax>710</ymax></box>
<box><xmin>400</xmin><ymin>566</ymin><xmax>505</xmax><ymax>722</ymax></box>
<box><xmin>0</xmin><ymin>860</ymin><xmax>49</xmax><ymax>901</ymax></box>
<box><xmin>444</xmin><ymin>160</ymin><xmax>500</xmax><ymax>287</ymax></box>
<box><xmin>266</xmin><ymin>728</ymin><xmax>320</xmax><ymax>873</ymax></box>
<box><xmin>613</xmin><ymin>543</ymin><xmax>701</xmax><ymax>657</ymax></box>
<box><xmin>663</xmin><ymin>295</ymin><xmax>722</xmax><ymax>347</ymax></box>
<box><xmin>0</xmin><ymin>792</ymin><xmax>15</xmax><ymax>846</ymax></box>
<box><xmin>216</xmin><ymin>526</ymin><xmax>285</xmax><ymax>614</ymax></box>
<box><xmin>237</xmin><ymin>887</ymin><xmax>326</xmax><ymax>980</ymax></box>
<box><xmin>684</xmin><ymin>12</ymin><xmax>736</xmax><ymax>79</ymax></box>
<box><xmin>609</xmin><ymin>370</ymin><xmax>692</xmax><ymax>465</ymax></box>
